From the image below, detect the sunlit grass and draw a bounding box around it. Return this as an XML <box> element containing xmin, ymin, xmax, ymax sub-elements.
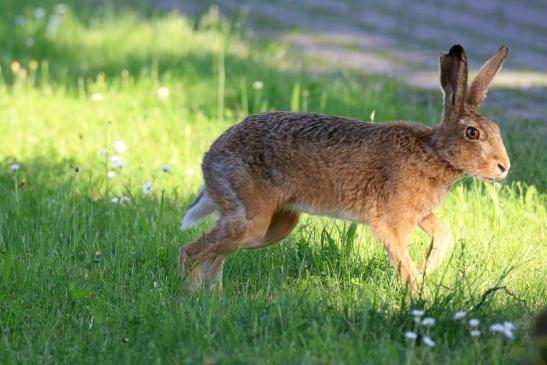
<box><xmin>0</xmin><ymin>2</ymin><xmax>545</xmax><ymax>364</ymax></box>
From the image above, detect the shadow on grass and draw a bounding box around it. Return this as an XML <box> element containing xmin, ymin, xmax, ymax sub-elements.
<box><xmin>1</xmin><ymin>157</ymin><xmax>536</xmax><ymax>308</ymax></box>
<box><xmin>0</xmin><ymin>157</ymin><xmax>541</xmax><ymax>364</ymax></box>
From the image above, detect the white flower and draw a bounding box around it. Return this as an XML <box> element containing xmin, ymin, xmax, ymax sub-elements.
<box><xmin>111</xmin><ymin>160</ymin><xmax>125</xmax><ymax>168</ymax></box>
<box><xmin>411</xmin><ymin>309</ymin><xmax>425</xmax><ymax>317</ymax></box>
<box><xmin>25</xmin><ymin>38</ymin><xmax>34</xmax><ymax>48</ymax></box>
<box><xmin>252</xmin><ymin>80</ymin><xmax>263</xmax><ymax>90</ymax></box>
<box><xmin>47</xmin><ymin>14</ymin><xmax>61</xmax><ymax>33</ymax></box>
<box><xmin>453</xmin><ymin>311</ymin><xmax>467</xmax><ymax>320</ymax></box>
<box><xmin>110</xmin><ymin>155</ymin><xmax>125</xmax><ymax>168</ymax></box>
<box><xmin>10</xmin><ymin>163</ymin><xmax>20</xmax><ymax>172</ymax></box>
<box><xmin>160</xmin><ymin>164</ymin><xmax>172</xmax><ymax>173</ymax></box>
<box><xmin>157</xmin><ymin>87</ymin><xmax>170</xmax><ymax>99</ymax></box>
<box><xmin>153</xmin><ymin>281</ymin><xmax>159</xmax><ymax>288</ymax></box>
<box><xmin>114</xmin><ymin>140</ymin><xmax>127</xmax><ymax>153</ymax></box>
<box><xmin>142</xmin><ymin>181</ymin><xmax>153</xmax><ymax>194</ymax></box>
<box><xmin>111</xmin><ymin>197</ymin><xmax>119</xmax><ymax>204</ymax></box>
<box><xmin>404</xmin><ymin>331</ymin><xmax>417</xmax><ymax>340</ymax></box>
<box><xmin>34</xmin><ymin>7</ymin><xmax>46</xmax><ymax>19</ymax></box>
<box><xmin>15</xmin><ymin>15</ymin><xmax>26</xmax><ymax>26</ymax></box>
<box><xmin>470</xmin><ymin>330</ymin><xmax>481</xmax><ymax>337</ymax></box>
<box><xmin>91</xmin><ymin>93</ymin><xmax>104</xmax><ymax>102</ymax></box>
<box><xmin>55</xmin><ymin>4</ymin><xmax>68</xmax><ymax>14</ymax></box>
<box><xmin>185</xmin><ymin>168</ymin><xmax>194</xmax><ymax>176</ymax></box>
<box><xmin>503</xmin><ymin>328</ymin><xmax>514</xmax><ymax>339</ymax></box>
<box><xmin>119</xmin><ymin>196</ymin><xmax>130</xmax><ymax>204</ymax></box>
<box><xmin>468</xmin><ymin>318</ymin><xmax>480</xmax><ymax>327</ymax></box>
<box><xmin>490</xmin><ymin>322</ymin><xmax>515</xmax><ymax>339</ymax></box>
<box><xmin>423</xmin><ymin>336</ymin><xmax>435</xmax><ymax>347</ymax></box>
<box><xmin>490</xmin><ymin>323</ymin><xmax>505</xmax><ymax>333</ymax></box>
<box><xmin>421</xmin><ymin>317</ymin><xmax>435</xmax><ymax>326</ymax></box>
<box><xmin>107</xmin><ymin>171</ymin><xmax>116</xmax><ymax>178</ymax></box>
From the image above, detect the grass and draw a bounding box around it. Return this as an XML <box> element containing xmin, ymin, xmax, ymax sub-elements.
<box><xmin>0</xmin><ymin>2</ymin><xmax>546</xmax><ymax>364</ymax></box>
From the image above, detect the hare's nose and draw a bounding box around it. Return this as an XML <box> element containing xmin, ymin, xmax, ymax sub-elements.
<box><xmin>497</xmin><ymin>163</ymin><xmax>506</xmax><ymax>173</ymax></box>
<box><xmin>497</xmin><ymin>162</ymin><xmax>509</xmax><ymax>179</ymax></box>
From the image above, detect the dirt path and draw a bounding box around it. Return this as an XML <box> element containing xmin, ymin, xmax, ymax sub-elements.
<box><xmin>154</xmin><ymin>0</ymin><xmax>547</xmax><ymax>122</ymax></box>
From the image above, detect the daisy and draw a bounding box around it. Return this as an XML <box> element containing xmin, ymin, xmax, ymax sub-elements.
<box><xmin>503</xmin><ymin>328</ymin><xmax>514</xmax><ymax>339</ymax></box>
<box><xmin>114</xmin><ymin>140</ymin><xmax>127</xmax><ymax>154</ymax></box>
<box><xmin>10</xmin><ymin>163</ymin><xmax>20</xmax><ymax>172</ymax></box>
<box><xmin>15</xmin><ymin>15</ymin><xmax>26</xmax><ymax>26</ymax></box>
<box><xmin>33</xmin><ymin>7</ymin><xmax>46</xmax><ymax>19</ymax></box>
<box><xmin>157</xmin><ymin>87</ymin><xmax>170</xmax><ymax>100</ymax></box>
<box><xmin>110</xmin><ymin>155</ymin><xmax>125</xmax><ymax>168</ymax></box>
<box><xmin>142</xmin><ymin>181</ymin><xmax>153</xmax><ymax>194</ymax></box>
<box><xmin>55</xmin><ymin>4</ymin><xmax>68</xmax><ymax>14</ymax></box>
<box><xmin>160</xmin><ymin>164</ymin><xmax>172</xmax><ymax>173</ymax></box>
<box><xmin>468</xmin><ymin>318</ymin><xmax>480</xmax><ymax>327</ymax></box>
<box><xmin>453</xmin><ymin>311</ymin><xmax>467</xmax><ymax>320</ymax></box>
<box><xmin>252</xmin><ymin>80</ymin><xmax>263</xmax><ymax>90</ymax></box>
<box><xmin>47</xmin><ymin>14</ymin><xmax>61</xmax><ymax>33</ymax></box>
<box><xmin>421</xmin><ymin>317</ymin><xmax>435</xmax><ymax>326</ymax></box>
<box><xmin>404</xmin><ymin>331</ymin><xmax>417</xmax><ymax>340</ymax></box>
<box><xmin>423</xmin><ymin>336</ymin><xmax>435</xmax><ymax>347</ymax></box>
<box><xmin>91</xmin><ymin>93</ymin><xmax>104</xmax><ymax>102</ymax></box>
<box><xmin>489</xmin><ymin>323</ymin><xmax>505</xmax><ymax>333</ymax></box>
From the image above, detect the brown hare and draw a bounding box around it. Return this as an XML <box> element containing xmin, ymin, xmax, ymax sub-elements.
<box><xmin>179</xmin><ymin>44</ymin><xmax>510</xmax><ymax>294</ymax></box>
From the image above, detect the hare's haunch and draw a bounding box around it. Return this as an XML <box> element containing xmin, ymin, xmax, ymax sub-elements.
<box><xmin>179</xmin><ymin>44</ymin><xmax>510</xmax><ymax>294</ymax></box>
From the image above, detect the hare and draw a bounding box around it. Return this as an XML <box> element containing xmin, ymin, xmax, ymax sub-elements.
<box><xmin>179</xmin><ymin>44</ymin><xmax>510</xmax><ymax>294</ymax></box>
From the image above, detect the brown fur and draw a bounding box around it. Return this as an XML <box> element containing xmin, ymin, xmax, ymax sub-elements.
<box><xmin>179</xmin><ymin>44</ymin><xmax>510</xmax><ymax>294</ymax></box>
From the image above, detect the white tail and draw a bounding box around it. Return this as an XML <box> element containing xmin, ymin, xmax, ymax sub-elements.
<box><xmin>181</xmin><ymin>188</ymin><xmax>216</xmax><ymax>230</ymax></box>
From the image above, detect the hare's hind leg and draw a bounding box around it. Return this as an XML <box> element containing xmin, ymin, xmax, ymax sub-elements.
<box><xmin>179</xmin><ymin>182</ymin><xmax>280</xmax><ymax>292</ymax></box>
<box><xmin>178</xmin><ymin>225</ymin><xmax>224</xmax><ymax>291</ymax></box>
<box><xmin>418</xmin><ymin>213</ymin><xmax>453</xmax><ymax>274</ymax></box>
<box><xmin>189</xmin><ymin>209</ymin><xmax>299</xmax><ymax>289</ymax></box>
<box><xmin>255</xmin><ymin>209</ymin><xmax>300</xmax><ymax>248</ymax></box>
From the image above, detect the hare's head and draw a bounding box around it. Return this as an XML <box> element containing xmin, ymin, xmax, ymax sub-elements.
<box><xmin>433</xmin><ymin>45</ymin><xmax>510</xmax><ymax>181</ymax></box>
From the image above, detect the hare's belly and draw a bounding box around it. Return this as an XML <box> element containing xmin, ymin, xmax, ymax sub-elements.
<box><xmin>285</xmin><ymin>202</ymin><xmax>363</xmax><ymax>223</ymax></box>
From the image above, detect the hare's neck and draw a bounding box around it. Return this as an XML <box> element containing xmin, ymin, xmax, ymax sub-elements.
<box><xmin>427</xmin><ymin>128</ymin><xmax>464</xmax><ymax>187</ymax></box>
<box><xmin>432</xmin><ymin>163</ymin><xmax>463</xmax><ymax>188</ymax></box>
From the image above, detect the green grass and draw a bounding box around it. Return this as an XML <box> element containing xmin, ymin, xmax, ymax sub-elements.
<box><xmin>1</xmin><ymin>2</ymin><xmax>546</xmax><ymax>364</ymax></box>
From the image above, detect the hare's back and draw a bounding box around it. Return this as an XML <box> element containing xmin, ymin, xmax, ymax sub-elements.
<box><xmin>201</xmin><ymin>112</ymin><xmax>390</xmax><ymax>187</ymax></box>
<box><xmin>209</xmin><ymin>112</ymin><xmax>378</xmax><ymax>154</ymax></box>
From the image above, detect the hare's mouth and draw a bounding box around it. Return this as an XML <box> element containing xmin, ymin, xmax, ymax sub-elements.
<box><xmin>471</xmin><ymin>173</ymin><xmax>497</xmax><ymax>183</ymax></box>
<box><xmin>477</xmin><ymin>175</ymin><xmax>504</xmax><ymax>183</ymax></box>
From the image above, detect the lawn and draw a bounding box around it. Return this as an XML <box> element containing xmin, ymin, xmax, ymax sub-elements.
<box><xmin>0</xmin><ymin>1</ymin><xmax>545</xmax><ymax>364</ymax></box>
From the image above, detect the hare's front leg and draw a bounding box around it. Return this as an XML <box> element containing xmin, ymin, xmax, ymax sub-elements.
<box><xmin>373</xmin><ymin>224</ymin><xmax>423</xmax><ymax>295</ymax></box>
<box><xmin>418</xmin><ymin>213</ymin><xmax>453</xmax><ymax>274</ymax></box>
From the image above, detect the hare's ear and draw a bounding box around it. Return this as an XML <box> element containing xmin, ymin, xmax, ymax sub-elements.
<box><xmin>440</xmin><ymin>44</ymin><xmax>468</xmax><ymax>123</ymax></box>
<box><xmin>466</xmin><ymin>45</ymin><xmax>509</xmax><ymax>107</ymax></box>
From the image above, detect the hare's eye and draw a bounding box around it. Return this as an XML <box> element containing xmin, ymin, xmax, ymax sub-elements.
<box><xmin>465</xmin><ymin>127</ymin><xmax>480</xmax><ymax>140</ymax></box>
